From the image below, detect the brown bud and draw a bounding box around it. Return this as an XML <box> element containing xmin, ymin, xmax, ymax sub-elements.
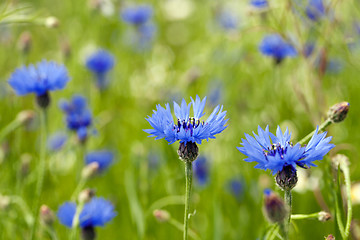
<box><xmin>263</xmin><ymin>189</ymin><xmax>288</xmax><ymax>223</ymax></box>
<box><xmin>153</xmin><ymin>209</ymin><xmax>170</xmax><ymax>222</ymax></box>
<box><xmin>325</xmin><ymin>234</ymin><xmax>335</xmax><ymax>240</ymax></box>
<box><xmin>318</xmin><ymin>211</ymin><xmax>331</xmax><ymax>222</ymax></box>
<box><xmin>78</xmin><ymin>188</ymin><xmax>96</xmax><ymax>204</ymax></box>
<box><xmin>177</xmin><ymin>142</ymin><xmax>199</xmax><ymax>163</ymax></box>
<box><xmin>328</xmin><ymin>102</ymin><xmax>350</xmax><ymax>123</ymax></box>
<box><xmin>40</xmin><ymin>205</ymin><xmax>55</xmax><ymax>226</ymax></box>
<box><xmin>276</xmin><ymin>165</ymin><xmax>298</xmax><ymax>191</ymax></box>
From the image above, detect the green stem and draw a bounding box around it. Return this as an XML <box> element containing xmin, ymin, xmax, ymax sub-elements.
<box><xmin>169</xmin><ymin>218</ymin><xmax>200</xmax><ymax>240</ymax></box>
<box><xmin>70</xmin><ymin>177</ymin><xmax>87</xmax><ymax>201</ymax></box>
<box><xmin>70</xmin><ymin>202</ymin><xmax>85</xmax><ymax>240</ymax></box>
<box><xmin>0</xmin><ymin>117</ymin><xmax>22</xmax><ymax>142</ymax></box>
<box><xmin>283</xmin><ymin>190</ymin><xmax>292</xmax><ymax>240</ymax></box>
<box><xmin>298</xmin><ymin>119</ymin><xmax>332</xmax><ymax>145</ymax></box>
<box><xmin>30</xmin><ymin>109</ymin><xmax>47</xmax><ymax>240</ymax></box>
<box><xmin>291</xmin><ymin>213</ymin><xmax>319</xmax><ymax>220</ymax></box>
<box><xmin>342</xmin><ymin>161</ymin><xmax>352</xmax><ymax>238</ymax></box>
<box><xmin>183</xmin><ymin>162</ymin><xmax>193</xmax><ymax>240</ymax></box>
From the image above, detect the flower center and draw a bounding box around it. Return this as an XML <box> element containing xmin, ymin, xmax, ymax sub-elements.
<box><xmin>264</xmin><ymin>142</ymin><xmax>293</xmax><ymax>159</ymax></box>
<box><xmin>174</xmin><ymin>117</ymin><xmax>204</xmax><ymax>135</ymax></box>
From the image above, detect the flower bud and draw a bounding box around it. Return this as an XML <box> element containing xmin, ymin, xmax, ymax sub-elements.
<box><xmin>16</xmin><ymin>110</ymin><xmax>35</xmax><ymax>125</ymax></box>
<box><xmin>0</xmin><ymin>195</ymin><xmax>11</xmax><ymax>210</ymax></box>
<box><xmin>328</xmin><ymin>102</ymin><xmax>350</xmax><ymax>123</ymax></box>
<box><xmin>45</xmin><ymin>17</ymin><xmax>60</xmax><ymax>28</ymax></box>
<box><xmin>153</xmin><ymin>209</ymin><xmax>170</xmax><ymax>222</ymax></box>
<box><xmin>263</xmin><ymin>189</ymin><xmax>288</xmax><ymax>223</ymax></box>
<box><xmin>318</xmin><ymin>211</ymin><xmax>331</xmax><ymax>222</ymax></box>
<box><xmin>40</xmin><ymin>205</ymin><xmax>55</xmax><ymax>226</ymax></box>
<box><xmin>36</xmin><ymin>92</ymin><xmax>51</xmax><ymax>109</ymax></box>
<box><xmin>276</xmin><ymin>165</ymin><xmax>298</xmax><ymax>191</ymax></box>
<box><xmin>78</xmin><ymin>188</ymin><xmax>96</xmax><ymax>204</ymax></box>
<box><xmin>177</xmin><ymin>142</ymin><xmax>199</xmax><ymax>163</ymax></box>
<box><xmin>331</xmin><ymin>154</ymin><xmax>349</xmax><ymax>172</ymax></box>
<box><xmin>19</xmin><ymin>153</ymin><xmax>32</xmax><ymax>178</ymax></box>
<box><xmin>81</xmin><ymin>226</ymin><xmax>96</xmax><ymax>240</ymax></box>
<box><xmin>17</xmin><ymin>31</ymin><xmax>32</xmax><ymax>54</ymax></box>
<box><xmin>81</xmin><ymin>162</ymin><xmax>100</xmax><ymax>179</ymax></box>
<box><xmin>325</xmin><ymin>234</ymin><xmax>335</xmax><ymax>240</ymax></box>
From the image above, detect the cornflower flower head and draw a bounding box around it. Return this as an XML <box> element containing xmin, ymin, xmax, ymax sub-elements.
<box><xmin>47</xmin><ymin>132</ymin><xmax>67</xmax><ymax>151</ymax></box>
<box><xmin>216</xmin><ymin>9</ymin><xmax>239</xmax><ymax>31</ymax></box>
<box><xmin>59</xmin><ymin>95</ymin><xmax>92</xmax><ymax>142</ymax></box>
<box><xmin>193</xmin><ymin>156</ymin><xmax>209</xmax><ymax>186</ymax></box>
<box><xmin>250</xmin><ymin>0</ymin><xmax>269</xmax><ymax>9</ymax></box>
<box><xmin>8</xmin><ymin>60</ymin><xmax>70</xmax><ymax>108</ymax></box>
<box><xmin>238</xmin><ymin>126</ymin><xmax>334</xmax><ymax>190</ymax></box>
<box><xmin>85</xmin><ymin>150</ymin><xmax>114</xmax><ymax>172</ymax></box>
<box><xmin>85</xmin><ymin>49</ymin><xmax>114</xmax><ymax>89</ymax></box>
<box><xmin>121</xmin><ymin>5</ymin><xmax>153</xmax><ymax>25</ymax></box>
<box><xmin>259</xmin><ymin>34</ymin><xmax>297</xmax><ymax>64</ymax></box>
<box><xmin>144</xmin><ymin>95</ymin><xmax>228</xmax><ymax>162</ymax></box>
<box><xmin>306</xmin><ymin>0</ymin><xmax>325</xmax><ymax>22</ymax></box>
<box><xmin>57</xmin><ymin>197</ymin><xmax>116</xmax><ymax>229</ymax></box>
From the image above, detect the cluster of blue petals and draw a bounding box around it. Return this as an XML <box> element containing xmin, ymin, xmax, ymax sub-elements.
<box><xmin>85</xmin><ymin>150</ymin><xmax>114</xmax><ymax>172</ymax></box>
<box><xmin>144</xmin><ymin>95</ymin><xmax>228</xmax><ymax>145</ymax></box>
<box><xmin>238</xmin><ymin>126</ymin><xmax>334</xmax><ymax>174</ymax></box>
<box><xmin>259</xmin><ymin>34</ymin><xmax>297</xmax><ymax>62</ymax></box>
<box><xmin>86</xmin><ymin>49</ymin><xmax>115</xmax><ymax>89</ymax></box>
<box><xmin>306</xmin><ymin>0</ymin><xmax>325</xmax><ymax>21</ymax></box>
<box><xmin>250</xmin><ymin>0</ymin><xmax>269</xmax><ymax>9</ymax></box>
<box><xmin>8</xmin><ymin>60</ymin><xmax>70</xmax><ymax>96</ymax></box>
<box><xmin>193</xmin><ymin>156</ymin><xmax>209</xmax><ymax>186</ymax></box>
<box><xmin>47</xmin><ymin>132</ymin><xmax>68</xmax><ymax>151</ymax></box>
<box><xmin>57</xmin><ymin>197</ymin><xmax>116</xmax><ymax>228</ymax></box>
<box><xmin>229</xmin><ymin>179</ymin><xmax>244</xmax><ymax>200</ymax></box>
<box><xmin>59</xmin><ymin>95</ymin><xmax>92</xmax><ymax>141</ymax></box>
<box><xmin>121</xmin><ymin>5</ymin><xmax>153</xmax><ymax>25</ymax></box>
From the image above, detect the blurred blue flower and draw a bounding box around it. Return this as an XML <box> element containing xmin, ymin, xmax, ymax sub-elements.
<box><xmin>59</xmin><ymin>95</ymin><xmax>92</xmax><ymax>141</ymax></box>
<box><xmin>138</xmin><ymin>23</ymin><xmax>156</xmax><ymax>46</ymax></box>
<box><xmin>193</xmin><ymin>156</ymin><xmax>209</xmax><ymax>186</ymax></box>
<box><xmin>57</xmin><ymin>197</ymin><xmax>116</xmax><ymax>228</ymax></box>
<box><xmin>86</xmin><ymin>49</ymin><xmax>114</xmax><ymax>89</ymax></box>
<box><xmin>121</xmin><ymin>5</ymin><xmax>153</xmax><ymax>25</ymax></box>
<box><xmin>229</xmin><ymin>179</ymin><xmax>244</xmax><ymax>200</ymax></box>
<box><xmin>306</xmin><ymin>0</ymin><xmax>325</xmax><ymax>22</ymax></box>
<box><xmin>8</xmin><ymin>60</ymin><xmax>69</xmax><ymax>96</ymax></box>
<box><xmin>259</xmin><ymin>34</ymin><xmax>297</xmax><ymax>63</ymax></box>
<box><xmin>85</xmin><ymin>150</ymin><xmax>114</xmax><ymax>172</ymax></box>
<box><xmin>47</xmin><ymin>132</ymin><xmax>67</xmax><ymax>151</ymax></box>
<box><xmin>250</xmin><ymin>0</ymin><xmax>269</xmax><ymax>9</ymax></box>
<box><xmin>144</xmin><ymin>95</ymin><xmax>228</xmax><ymax>145</ymax></box>
<box><xmin>238</xmin><ymin>126</ymin><xmax>334</xmax><ymax>174</ymax></box>
<box><xmin>216</xmin><ymin>9</ymin><xmax>239</xmax><ymax>30</ymax></box>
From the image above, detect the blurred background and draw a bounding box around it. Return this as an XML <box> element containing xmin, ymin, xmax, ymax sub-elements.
<box><xmin>0</xmin><ymin>0</ymin><xmax>359</xmax><ymax>239</ymax></box>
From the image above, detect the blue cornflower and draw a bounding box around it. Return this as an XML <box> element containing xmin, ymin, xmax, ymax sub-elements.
<box><xmin>85</xmin><ymin>150</ymin><xmax>114</xmax><ymax>172</ymax></box>
<box><xmin>144</xmin><ymin>95</ymin><xmax>228</xmax><ymax>145</ymax></box>
<box><xmin>59</xmin><ymin>95</ymin><xmax>92</xmax><ymax>141</ymax></box>
<box><xmin>193</xmin><ymin>156</ymin><xmax>209</xmax><ymax>186</ymax></box>
<box><xmin>86</xmin><ymin>49</ymin><xmax>115</xmax><ymax>89</ymax></box>
<box><xmin>121</xmin><ymin>5</ymin><xmax>153</xmax><ymax>25</ymax></box>
<box><xmin>306</xmin><ymin>0</ymin><xmax>325</xmax><ymax>22</ymax></box>
<box><xmin>237</xmin><ymin>126</ymin><xmax>334</xmax><ymax>174</ymax></box>
<box><xmin>8</xmin><ymin>60</ymin><xmax>69</xmax><ymax>97</ymax></box>
<box><xmin>47</xmin><ymin>132</ymin><xmax>67</xmax><ymax>151</ymax></box>
<box><xmin>259</xmin><ymin>34</ymin><xmax>297</xmax><ymax>64</ymax></box>
<box><xmin>250</xmin><ymin>0</ymin><xmax>269</xmax><ymax>9</ymax></box>
<box><xmin>57</xmin><ymin>197</ymin><xmax>116</xmax><ymax>228</ymax></box>
<box><xmin>216</xmin><ymin>9</ymin><xmax>239</xmax><ymax>30</ymax></box>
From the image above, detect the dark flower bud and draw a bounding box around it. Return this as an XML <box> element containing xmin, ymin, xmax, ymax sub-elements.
<box><xmin>318</xmin><ymin>211</ymin><xmax>331</xmax><ymax>222</ymax></box>
<box><xmin>263</xmin><ymin>189</ymin><xmax>288</xmax><ymax>223</ymax></box>
<box><xmin>177</xmin><ymin>142</ymin><xmax>199</xmax><ymax>163</ymax></box>
<box><xmin>325</xmin><ymin>234</ymin><xmax>335</xmax><ymax>240</ymax></box>
<box><xmin>78</xmin><ymin>188</ymin><xmax>96</xmax><ymax>204</ymax></box>
<box><xmin>153</xmin><ymin>209</ymin><xmax>170</xmax><ymax>222</ymax></box>
<box><xmin>81</xmin><ymin>226</ymin><xmax>96</xmax><ymax>240</ymax></box>
<box><xmin>327</xmin><ymin>102</ymin><xmax>350</xmax><ymax>123</ymax></box>
<box><xmin>276</xmin><ymin>165</ymin><xmax>298</xmax><ymax>191</ymax></box>
<box><xmin>17</xmin><ymin>31</ymin><xmax>32</xmax><ymax>54</ymax></box>
<box><xmin>40</xmin><ymin>205</ymin><xmax>55</xmax><ymax>226</ymax></box>
<box><xmin>36</xmin><ymin>92</ymin><xmax>50</xmax><ymax>109</ymax></box>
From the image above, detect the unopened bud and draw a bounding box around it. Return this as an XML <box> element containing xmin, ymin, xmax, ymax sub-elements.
<box><xmin>153</xmin><ymin>209</ymin><xmax>170</xmax><ymax>222</ymax></box>
<box><xmin>331</xmin><ymin>154</ymin><xmax>349</xmax><ymax>172</ymax></box>
<box><xmin>40</xmin><ymin>205</ymin><xmax>55</xmax><ymax>226</ymax></box>
<box><xmin>325</xmin><ymin>234</ymin><xmax>335</xmax><ymax>240</ymax></box>
<box><xmin>78</xmin><ymin>188</ymin><xmax>96</xmax><ymax>204</ymax></box>
<box><xmin>318</xmin><ymin>211</ymin><xmax>331</xmax><ymax>222</ymax></box>
<box><xmin>328</xmin><ymin>102</ymin><xmax>350</xmax><ymax>123</ymax></box>
<box><xmin>36</xmin><ymin>92</ymin><xmax>51</xmax><ymax>109</ymax></box>
<box><xmin>45</xmin><ymin>17</ymin><xmax>60</xmax><ymax>28</ymax></box>
<box><xmin>17</xmin><ymin>31</ymin><xmax>32</xmax><ymax>54</ymax></box>
<box><xmin>16</xmin><ymin>110</ymin><xmax>35</xmax><ymax>125</ymax></box>
<box><xmin>0</xmin><ymin>195</ymin><xmax>11</xmax><ymax>210</ymax></box>
<box><xmin>81</xmin><ymin>162</ymin><xmax>100</xmax><ymax>179</ymax></box>
<box><xmin>263</xmin><ymin>189</ymin><xmax>288</xmax><ymax>223</ymax></box>
<box><xmin>276</xmin><ymin>165</ymin><xmax>298</xmax><ymax>191</ymax></box>
<box><xmin>19</xmin><ymin>153</ymin><xmax>32</xmax><ymax>178</ymax></box>
<box><xmin>81</xmin><ymin>226</ymin><xmax>96</xmax><ymax>240</ymax></box>
<box><xmin>177</xmin><ymin>142</ymin><xmax>199</xmax><ymax>163</ymax></box>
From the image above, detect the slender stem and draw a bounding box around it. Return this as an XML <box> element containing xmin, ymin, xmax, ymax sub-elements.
<box><xmin>169</xmin><ymin>218</ymin><xmax>200</xmax><ymax>240</ymax></box>
<box><xmin>334</xmin><ymin>167</ymin><xmax>346</xmax><ymax>239</ymax></box>
<box><xmin>298</xmin><ymin>119</ymin><xmax>332</xmax><ymax>145</ymax></box>
<box><xmin>342</xmin><ymin>161</ymin><xmax>352</xmax><ymax>238</ymax></box>
<box><xmin>0</xmin><ymin>117</ymin><xmax>22</xmax><ymax>142</ymax></box>
<box><xmin>30</xmin><ymin>109</ymin><xmax>47</xmax><ymax>240</ymax></box>
<box><xmin>71</xmin><ymin>177</ymin><xmax>87</xmax><ymax>201</ymax></box>
<box><xmin>183</xmin><ymin>162</ymin><xmax>193</xmax><ymax>240</ymax></box>
<box><xmin>291</xmin><ymin>213</ymin><xmax>319</xmax><ymax>220</ymax></box>
<box><xmin>283</xmin><ymin>190</ymin><xmax>292</xmax><ymax>240</ymax></box>
<box><xmin>70</xmin><ymin>202</ymin><xmax>85</xmax><ymax>240</ymax></box>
